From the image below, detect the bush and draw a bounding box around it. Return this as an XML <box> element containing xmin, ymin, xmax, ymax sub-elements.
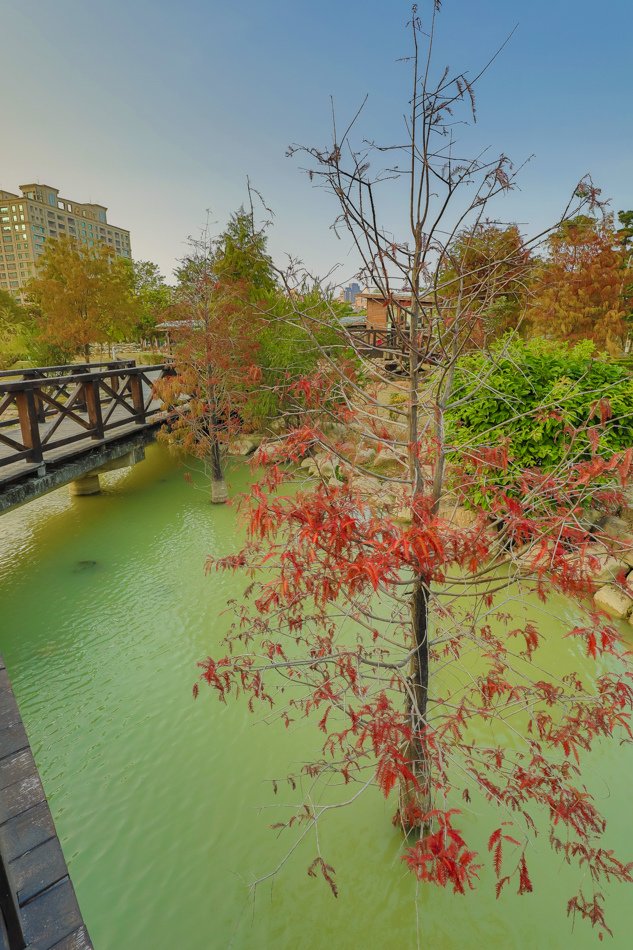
<box><xmin>446</xmin><ymin>338</ymin><xmax>633</xmax><ymax>499</ymax></box>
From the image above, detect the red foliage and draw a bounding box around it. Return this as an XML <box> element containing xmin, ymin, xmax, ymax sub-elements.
<box><xmin>192</xmin><ymin>381</ymin><xmax>633</xmax><ymax>934</ymax></box>
<box><xmin>403</xmin><ymin>810</ymin><xmax>481</xmax><ymax>894</ymax></box>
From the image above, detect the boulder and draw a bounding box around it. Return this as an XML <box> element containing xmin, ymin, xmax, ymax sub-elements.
<box><xmin>585</xmin><ymin>551</ymin><xmax>629</xmax><ymax>585</ymax></box>
<box><xmin>595</xmin><ymin>515</ymin><xmax>633</xmax><ymax>544</ymax></box>
<box><xmin>593</xmin><ymin>584</ymin><xmax>633</xmax><ymax>620</ymax></box>
<box><xmin>438</xmin><ymin>501</ymin><xmax>478</xmax><ymax>529</ymax></box>
<box><xmin>355</xmin><ymin>447</ymin><xmax>377</xmax><ymax>467</ymax></box>
<box><xmin>352</xmin><ymin>474</ymin><xmax>383</xmax><ymax>496</ymax></box>
<box><xmin>227</xmin><ymin>434</ymin><xmax>263</xmax><ymax>457</ymax></box>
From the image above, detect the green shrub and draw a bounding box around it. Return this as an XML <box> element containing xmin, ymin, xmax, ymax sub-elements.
<box><xmin>446</xmin><ymin>338</ymin><xmax>633</xmax><ymax>497</ymax></box>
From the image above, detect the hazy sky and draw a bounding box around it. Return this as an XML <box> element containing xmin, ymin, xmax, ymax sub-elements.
<box><xmin>2</xmin><ymin>0</ymin><xmax>631</xmax><ymax>287</ymax></box>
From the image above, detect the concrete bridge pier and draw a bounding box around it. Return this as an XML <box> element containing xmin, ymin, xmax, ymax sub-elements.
<box><xmin>68</xmin><ymin>445</ymin><xmax>146</xmax><ymax>499</ymax></box>
<box><xmin>69</xmin><ymin>473</ymin><xmax>101</xmax><ymax>496</ymax></box>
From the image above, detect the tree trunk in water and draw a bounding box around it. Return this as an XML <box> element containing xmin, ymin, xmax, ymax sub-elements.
<box><xmin>398</xmin><ymin>247</ymin><xmax>432</xmax><ymax>836</ymax></box>
<box><xmin>398</xmin><ymin>576</ymin><xmax>432</xmax><ymax>835</ymax></box>
<box><xmin>209</xmin><ymin>435</ymin><xmax>228</xmax><ymax>504</ymax></box>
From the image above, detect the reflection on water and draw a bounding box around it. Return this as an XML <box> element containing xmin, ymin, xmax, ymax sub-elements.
<box><xmin>0</xmin><ymin>444</ymin><xmax>630</xmax><ymax>949</ymax></box>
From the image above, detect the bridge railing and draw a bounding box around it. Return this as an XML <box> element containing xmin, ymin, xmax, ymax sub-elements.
<box><xmin>0</xmin><ymin>359</ymin><xmax>136</xmax><ymax>381</ymax></box>
<box><xmin>0</xmin><ymin>364</ymin><xmax>174</xmax><ymax>468</ymax></box>
<box><xmin>0</xmin><ymin>361</ymin><xmax>138</xmax><ymax>431</ymax></box>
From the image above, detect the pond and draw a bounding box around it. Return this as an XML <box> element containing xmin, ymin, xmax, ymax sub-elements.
<box><xmin>0</xmin><ymin>443</ymin><xmax>630</xmax><ymax>949</ymax></box>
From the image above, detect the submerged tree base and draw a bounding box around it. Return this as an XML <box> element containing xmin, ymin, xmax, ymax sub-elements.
<box><xmin>211</xmin><ymin>478</ymin><xmax>228</xmax><ymax>504</ymax></box>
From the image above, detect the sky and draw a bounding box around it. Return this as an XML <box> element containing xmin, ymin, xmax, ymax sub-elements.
<box><xmin>1</xmin><ymin>0</ymin><xmax>631</xmax><ymax>288</ymax></box>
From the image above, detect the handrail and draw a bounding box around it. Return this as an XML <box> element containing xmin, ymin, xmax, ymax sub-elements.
<box><xmin>0</xmin><ymin>364</ymin><xmax>173</xmax><ymax>393</ymax></box>
<box><xmin>0</xmin><ymin>359</ymin><xmax>135</xmax><ymax>380</ymax></box>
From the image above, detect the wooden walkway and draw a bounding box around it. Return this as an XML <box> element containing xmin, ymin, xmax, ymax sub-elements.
<box><xmin>0</xmin><ymin>363</ymin><xmax>172</xmax><ymax>489</ymax></box>
<box><xmin>0</xmin><ymin>657</ymin><xmax>92</xmax><ymax>949</ymax></box>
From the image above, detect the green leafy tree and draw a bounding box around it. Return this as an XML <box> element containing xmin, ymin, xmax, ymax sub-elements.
<box><xmin>0</xmin><ymin>290</ymin><xmax>33</xmax><ymax>367</ymax></box>
<box><xmin>617</xmin><ymin>211</ymin><xmax>633</xmax><ymax>342</ymax></box>
<box><xmin>175</xmin><ymin>209</ymin><xmax>276</xmax><ymax>295</ymax></box>
<box><xmin>127</xmin><ymin>259</ymin><xmax>173</xmax><ymax>338</ymax></box>
<box><xmin>250</xmin><ymin>285</ymin><xmax>354</xmax><ymax>423</ymax></box>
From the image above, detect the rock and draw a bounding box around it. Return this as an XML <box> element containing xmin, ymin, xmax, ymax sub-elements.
<box><xmin>585</xmin><ymin>551</ymin><xmax>629</xmax><ymax>584</ymax></box>
<box><xmin>595</xmin><ymin>515</ymin><xmax>632</xmax><ymax>543</ymax></box>
<box><xmin>374</xmin><ymin>383</ymin><xmax>407</xmax><ymax>407</ymax></box>
<box><xmin>227</xmin><ymin>435</ymin><xmax>263</xmax><ymax>456</ymax></box>
<box><xmin>593</xmin><ymin>585</ymin><xmax>633</xmax><ymax>619</ymax></box>
<box><xmin>393</xmin><ymin>507</ymin><xmax>413</xmax><ymax>524</ymax></box>
<box><xmin>620</xmin><ymin>507</ymin><xmax>633</xmax><ymax>530</ymax></box>
<box><xmin>438</xmin><ymin>501</ymin><xmax>478</xmax><ymax>528</ymax></box>
<box><xmin>312</xmin><ymin>456</ymin><xmax>338</xmax><ymax>478</ymax></box>
<box><xmin>355</xmin><ymin>447</ymin><xmax>376</xmax><ymax>467</ymax></box>
<box><xmin>352</xmin><ymin>474</ymin><xmax>383</xmax><ymax>496</ymax></box>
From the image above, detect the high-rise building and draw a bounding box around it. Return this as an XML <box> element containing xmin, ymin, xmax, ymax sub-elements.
<box><xmin>0</xmin><ymin>182</ymin><xmax>132</xmax><ymax>298</ymax></box>
<box><xmin>343</xmin><ymin>282</ymin><xmax>360</xmax><ymax>305</ymax></box>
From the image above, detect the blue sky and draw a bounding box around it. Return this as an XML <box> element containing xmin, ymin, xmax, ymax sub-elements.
<box><xmin>1</xmin><ymin>0</ymin><xmax>631</xmax><ymax>286</ymax></box>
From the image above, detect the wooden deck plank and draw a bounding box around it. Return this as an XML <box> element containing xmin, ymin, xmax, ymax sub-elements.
<box><xmin>11</xmin><ymin>837</ymin><xmax>67</xmax><ymax>906</ymax></box>
<box><xmin>0</xmin><ymin>805</ymin><xmax>56</xmax><ymax>867</ymax></box>
<box><xmin>0</xmin><ymin>659</ymin><xmax>92</xmax><ymax>949</ymax></box>
<box><xmin>48</xmin><ymin>926</ymin><xmax>92</xmax><ymax>950</ymax></box>
<box><xmin>20</xmin><ymin>879</ymin><xmax>83</xmax><ymax>950</ymax></box>
<box><xmin>0</xmin><ymin>722</ymin><xmax>29</xmax><ymax>761</ymax></box>
<box><xmin>0</xmin><ymin>750</ymin><xmax>38</xmax><ymax>793</ymax></box>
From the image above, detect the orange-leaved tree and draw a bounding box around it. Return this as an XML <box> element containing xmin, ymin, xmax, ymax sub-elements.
<box><xmin>157</xmin><ymin>210</ymin><xmax>273</xmax><ymax>502</ymax></box>
<box><xmin>26</xmin><ymin>236</ymin><xmax>140</xmax><ymax>361</ymax></box>
<box><xmin>527</xmin><ymin>215</ymin><xmax>628</xmax><ymax>352</ymax></box>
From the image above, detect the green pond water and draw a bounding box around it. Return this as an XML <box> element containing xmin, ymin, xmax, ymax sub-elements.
<box><xmin>0</xmin><ymin>443</ymin><xmax>631</xmax><ymax>949</ymax></box>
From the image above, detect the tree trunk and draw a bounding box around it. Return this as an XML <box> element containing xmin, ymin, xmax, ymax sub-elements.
<box><xmin>84</xmin><ymin>343</ymin><xmax>90</xmax><ymax>363</ymax></box>
<box><xmin>209</xmin><ymin>433</ymin><xmax>228</xmax><ymax>504</ymax></box>
<box><xmin>398</xmin><ymin>576</ymin><xmax>432</xmax><ymax>834</ymax></box>
<box><xmin>398</xmin><ymin>247</ymin><xmax>432</xmax><ymax>836</ymax></box>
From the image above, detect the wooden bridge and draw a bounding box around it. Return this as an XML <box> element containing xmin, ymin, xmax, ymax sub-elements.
<box><xmin>346</xmin><ymin>326</ymin><xmax>439</xmax><ymax>366</ymax></box>
<box><xmin>0</xmin><ymin>361</ymin><xmax>174</xmax><ymax>513</ymax></box>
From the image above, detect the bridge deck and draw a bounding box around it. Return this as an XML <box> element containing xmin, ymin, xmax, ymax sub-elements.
<box><xmin>0</xmin><ymin>657</ymin><xmax>92</xmax><ymax>949</ymax></box>
<box><xmin>0</xmin><ymin>395</ymin><xmax>165</xmax><ymax>487</ymax></box>
<box><xmin>0</xmin><ymin>368</ymin><xmax>166</xmax><ymax>488</ymax></box>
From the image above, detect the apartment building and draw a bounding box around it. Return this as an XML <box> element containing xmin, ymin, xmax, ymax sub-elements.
<box><xmin>0</xmin><ymin>182</ymin><xmax>131</xmax><ymax>298</ymax></box>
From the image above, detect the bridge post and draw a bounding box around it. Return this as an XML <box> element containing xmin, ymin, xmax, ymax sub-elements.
<box><xmin>82</xmin><ymin>380</ymin><xmax>105</xmax><ymax>441</ymax></box>
<box><xmin>129</xmin><ymin>374</ymin><xmax>145</xmax><ymax>422</ymax></box>
<box><xmin>15</xmin><ymin>389</ymin><xmax>43</xmax><ymax>464</ymax></box>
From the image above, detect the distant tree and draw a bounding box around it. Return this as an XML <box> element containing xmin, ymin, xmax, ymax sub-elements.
<box><xmin>617</xmin><ymin>210</ymin><xmax>633</xmax><ymax>254</ymax></box>
<box><xmin>25</xmin><ymin>237</ymin><xmax>140</xmax><ymax>360</ymax></box>
<box><xmin>617</xmin><ymin>211</ymin><xmax>633</xmax><ymax>343</ymax></box>
<box><xmin>249</xmin><ymin>284</ymin><xmax>352</xmax><ymax>423</ymax></box>
<box><xmin>127</xmin><ymin>260</ymin><xmax>173</xmax><ymax>339</ymax></box>
<box><xmin>437</xmin><ymin>223</ymin><xmax>532</xmax><ymax>344</ymax></box>
<box><xmin>527</xmin><ymin>216</ymin><xmax>628</xmax><ymax>352</ymax></box>
<box><xmin>175</xmin><ymin>208</ymin><xmax>276</xmax><ymax>293</ymax></box>
<box><xmin>159</xmin><ymin>210</ymin><xmax>272</xmax><ymax>502</ymax></box>
<box><xmin>0</xmin><ymin>290</ymin><xmax>33</xmax><ymax>368</ymax></box>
